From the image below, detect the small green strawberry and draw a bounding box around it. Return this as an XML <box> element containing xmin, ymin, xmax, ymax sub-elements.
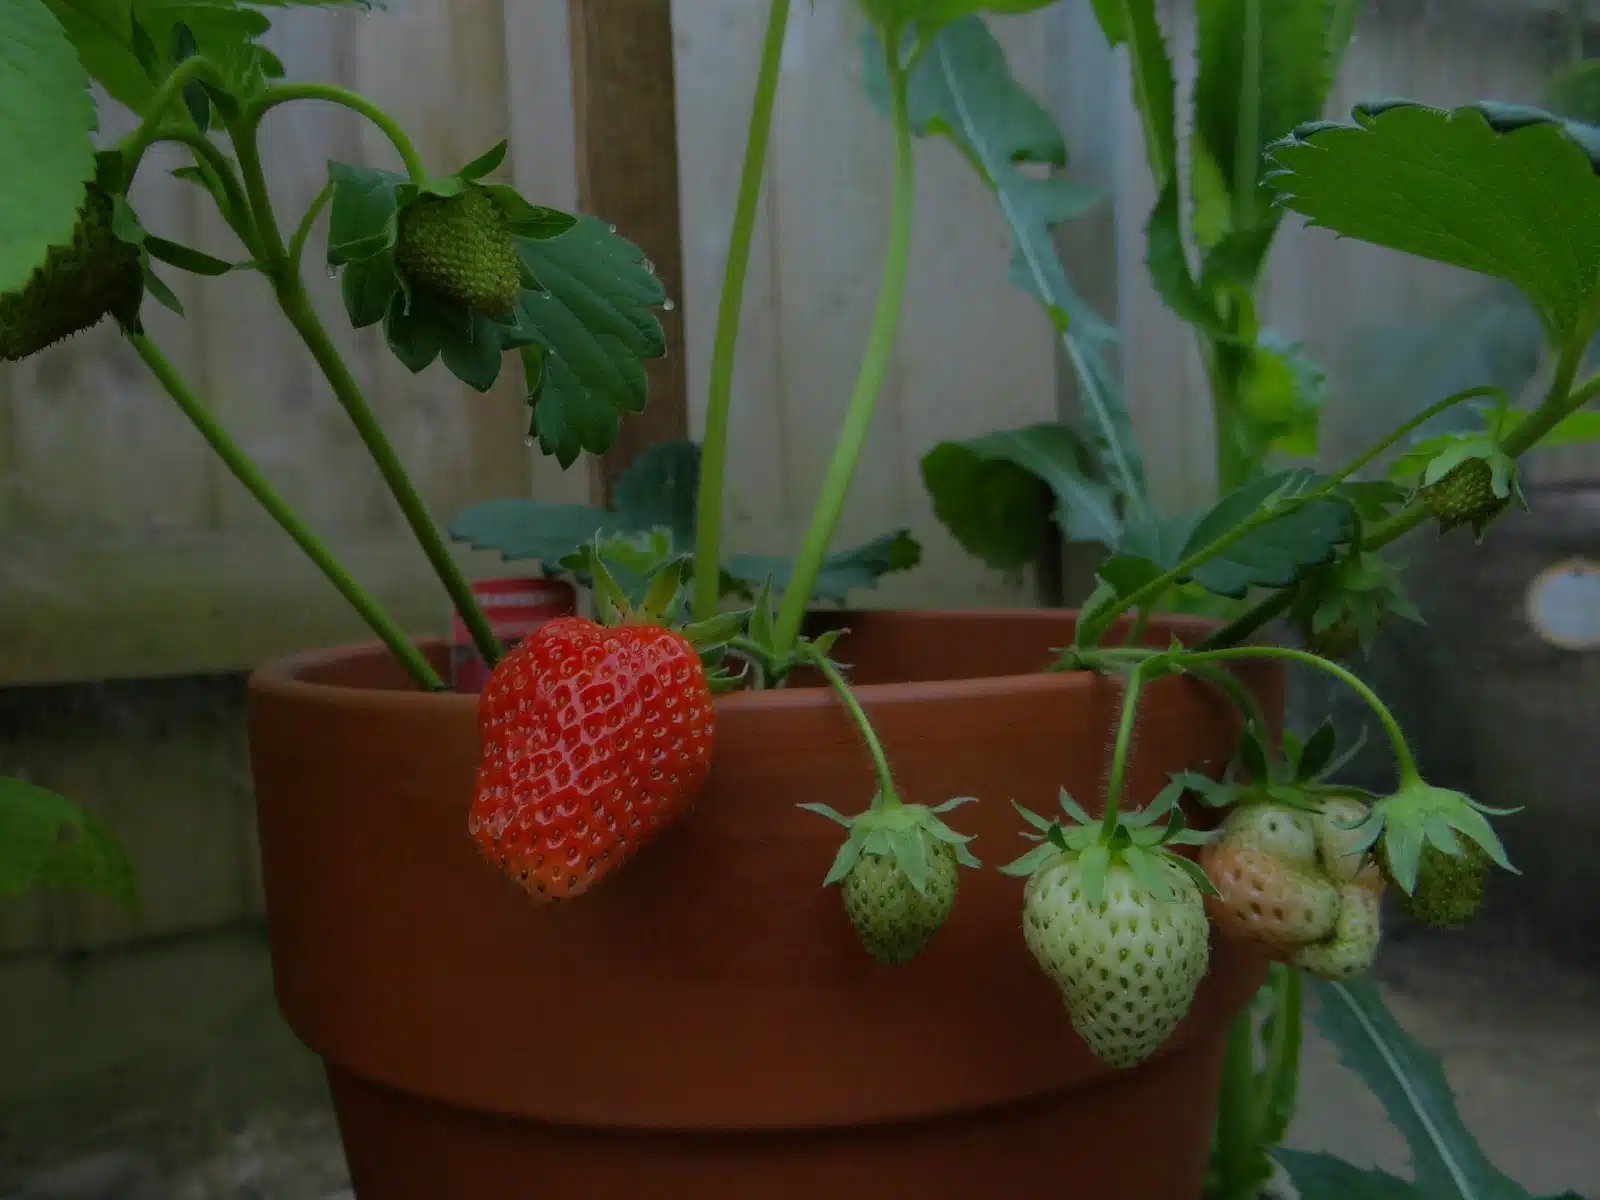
<box><xmin>1289</xmin><ymin>882</ymin><xmax>1382</xmax><ymax>980</ymax></box>
<box><xmin>0</xmin><ymin>184</ymin><xmax>142</xmax><ymax>361</ymax></box>
<box><xmin>803</xmin><ymin>796</ymin><xmax>980</xmax><ymax>966</ymax></box>
<box><xmin>1414</xmin><ymin>438</ymin><xmax>1522</xmax><ymax>541</ymax></box>
<box><xmin>395</xmin><ymin>187</ymin><xmax>521</xmax><ymax>315</ymax></box>
<box><xmin>1290</xmin><ymin>551</ymin><xmax>1422</xmax><ymax>662</ymax></box>
<box><xmin>1379</xmin><ymin>837</ymin><xmax>1490</xmax><ymax>930</ymax></box>
<box><xmin>1003</xmin><ymin>784</ymin><xmax>1216</xmax><ymax>1069</ymax></box>
<box><xmin>1348</xmin><ymin>777</ymin><xmax>1516</xmax><ymax>924</ymax></box>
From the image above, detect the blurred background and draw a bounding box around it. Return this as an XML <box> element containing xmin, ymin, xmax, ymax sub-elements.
<box><xmin>2</xmin><ymin>1</ymin><xmax>1596</xmax><ymax>1197</ymax></box>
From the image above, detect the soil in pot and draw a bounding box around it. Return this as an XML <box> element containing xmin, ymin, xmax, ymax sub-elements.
<box><xmin>246</xmin><ymin>609</ymin><xmax>1277</xmax><ymax>1199</ymax></box>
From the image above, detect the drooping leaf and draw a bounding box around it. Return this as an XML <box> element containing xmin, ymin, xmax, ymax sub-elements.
<box><xmin>1180</xmin><ymin>468</ymin><xmax>1356</xmax><ymax>598</ymax></box>
<box><xmin>0</xmin><ymin>775</ymin><xmax>136</xmax><ymax>907</ymax></box>
<box><xmin>447</xmin><ymin>499</ymin><xmax>614</xmax><ymax>565</ymax></box>
<box><xmin>1268</xmin><ymin>102</ymin><xmax>1600</xmax><ymax>346</ymax></box>
<box><xmin>921</xmin><ymin>423</ymin><xmax>1119</xmax><ymax>570</ymax></box>
<box><xmin>869</xmin><ymin>17</ymin><xmax>1150</xmax><ymax>517</ymax></box>
<box><xmin>516</xmin><ymin>216</ymin><xmax>668</xmax><ymax>467</ymax></box>
<box><xmin>726</xmin><ymin>530</ymin><xmax>922</xmax><ymax>604</ymax></box>
<box><xmin>0</xmin><ymin>0</ymin><xmax>99</xmax><ymax>295</ymax></box>
<box><xmin>142</xmin><ymin>233</ymin><xmax>233</xmax><ymax>275</ymax></box>
<box><xmin>326</xmin><ymin>160</ymin><xmax>405</xmax><ymax>266</ymax></box>
<box><xmin>1303</xmin><ymin>978</ymin><xmax>1560</xmax><ymax>1200</ymax></box>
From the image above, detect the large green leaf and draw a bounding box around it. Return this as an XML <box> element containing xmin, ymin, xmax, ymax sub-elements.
<box><xmin>1179</xmin><ymin>468</ymin><xmax>1356</xmax><ymax>598</ymax></box>
<box><xmin>0</xmin><ymin>0</ymin><xmax>99</xmax><ymax>295</ymax></box>
<box><xmin>1269</xmin><ymin>102</ymin><xmax>1600</xmax><ymax>345</ymax></box>
<box><xmin>0</xmin><ymin>776</ymin><xmax>136</xmax><ymax>907</ymax></box>
<box><xmin>870</xmin><ymin>17</ymin><xmax>1150</xmax><ymax>517</ymax></box>
<box><xmin>861</xmin><ymin>0</ymin><xmax>1055</xmax><ymax>39</ymax></box>
<box><xmin>1292</xmin><ymin>978</ymin><xmax>1577</xmax><ymax>1200</ymax></box>
<box><xmin>449</xmin><ymin>440</ymin><xmax>921</xmax><ymax>605</ymax></box>
<box><xmin>922</xmin><ymin>424</ymin><xmax>1119</xmax><ymax>570</ymax></box>
<box><xmin>516</xmin><ymin>216</ymin><xmax>668</xmax><ymax>468</ymax></box>
<box><xmin>1191</xmin><ymin>0</ymin><xmax>1339</xmax><ymax>260</ymax></box>
<box><xmin>726</xmin><ymin>530</ymin><xmax>923</xmax><ymax>604</ymax></box>
<box><xmin>1274</xmin><ymin>1152</ymin><xmax>1419</xmax><ymax>1200</ymax></box>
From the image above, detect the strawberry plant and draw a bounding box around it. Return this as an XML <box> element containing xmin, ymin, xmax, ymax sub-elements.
<box><xmin>2</xmin><ymin>3</ymin><xmax>1596</xmax><ymax>1199</ymax></box>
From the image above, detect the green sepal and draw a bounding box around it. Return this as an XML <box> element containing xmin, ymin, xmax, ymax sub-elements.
<box><xmin>142</xmin><ymin>235</ymin><xmax>232</xmax><ymax>277</ymax></box>
<box><xmin>485</xmin><ymin>185</ymin><xmax>578</xmax><ymax>240</ymax></box>
<box><xmin>1298</xmin><ymin>718</ymin><xmax>1338</xmax><ymax>781</ymax></box>
<box><xmin>681</xmin><ymin>608</ymin><xmax>752</xmax><ymax>652</ymax></box>
<box><xmin>1077</xmin><ymin>842</ymin><xmax>1110</xmax><ymax>907</ymax></box>
<box><xmin>1055</xmin><ymin>787</ymin><xmax>1092</xmax><ymax>826</ymax></box>
<box><xmin>998</xmin><ymin>841</ymin><xmax>1060</xmax><ymax>877</ymax></box>
<box><xmin>1368</xmin><ymin>780</ymin><xmax>1519</xmax><ymax>895</ymax></box>
<box><xmin>142</xmin><ymin>266</ymin><xmax>184</xmax><ymax>316</ymax></box>
<box><xmin>797</xmin><ymin>802</ymin><xmax>854</xmax><ymax>828</ymax></box>
<box><xmin>1012</xmin><ymin>800</ymin><xmax>1054</xmax><ymax>834</ymax></box>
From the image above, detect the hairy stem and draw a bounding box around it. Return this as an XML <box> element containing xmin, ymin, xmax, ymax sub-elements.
<box><xmin>1100</xmin><ymin>665</ymin><xmax>1146</xmax><ymax>839</ymax></box>
<box><xmin>804</xmin><ymin>645</ymin><xmax>899</xmax><ymax>807</ymax></box>
<box><xmin>254</xmin><ymin>84</ymin><xmax>429</xmax><ymax>184</ymax></box>
<box><xmin>771</xmin><ymin>40</ymin><xmax>916</xmax><ymax>652</ymax></box>
<box><xmin>129</xmin><ymin>334</ymin><xmax>444</xmax><ymax>691</ymax></box>
<box><xmin>1181</xmin><ymin>646</ymin><xmax>1418</xmax><ymax>781</ymax></box>
<box><xmin>692</xmin><ymin>0</ymin><xmax>793</xmax><ymax>623</ymax></box>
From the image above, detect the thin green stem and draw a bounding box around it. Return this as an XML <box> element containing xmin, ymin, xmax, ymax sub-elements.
<box><xmin>118</xmin><ymin>56</ymin><xmax>217</xmax><ymax>173</ymax></box>
<box><xmin>692</xmin><ymin>0</ymin><xmax>792</xmax><ymax>623</ymax></box>
<box><xmin>160</xmin><ymin>131</ymin><xmax>262</xmax><ymax>257</ymax></box>
<box><xmin>288</xmin><ymin>183</ymin><xmax>334</xmax><ymax>283</ymax></box>
<box><xmin>128</xmin><ymin>333</ymin><xmax>444</xmax><ymax>691</ymax></box>
<box><xmin>253</xmin><ymin>84</ymin><xmax>428</xmax><ymax>184</ymax></box>
<box><xmin>275</xmin><ymin>282</ymin><xmax>504</xmax><ymax>668</ymax></box>
<box><xmin>1182</xmin><ymin>646</ymin><xmax>1418</xmax><ymax>781</ymax></box>
<box><xmin>803</xmin><ymin>645</ymin><xmax>899</xmax><ymax>806</ymax></box>
<box><xmin>1183</xmin><ymin>662</ymin><xmax>1268</xmax><ymax>735</ymax></box>
<box><xmin>1100</xmin><ymin>665</ymin><xmax>1146</xmax><ymax>840</ymax></box>
<box><xmin>228</xmin><ymin>112</ymin><xmax>290</xmax><ymax>269</ymax></box>
<box><xmin>1214</xmin><ymin>1011</ymin><xmax>1260</xmax><ymax>1197</ymax></box>
<box><xmin>1251</xmin><ymin>965</ymin><xmax>1302</xmax><ymax>1145</ymax></box>
<box><xmin>771</xmin><ymin>42</ymin><xmax>917</xmax><ymax>652</ymax></box>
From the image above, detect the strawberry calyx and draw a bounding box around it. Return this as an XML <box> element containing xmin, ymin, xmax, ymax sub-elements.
<box><xmin>803</xmin><ymin>797</ymin><xmax>982</xmax><ymax>890</ymax></box>
<box><xmin>1342</xmin><ymin>776</ymin><xmax>1519</xmax><ymax>898</ymax></box>
<box><xmin>1173</xmin><ymin>717</ymin><xmax>1371</xmax><ymax>816</ymax></box>
<box><xmin>999</xmin><ymin>782</ymin><xmax>1217</xmax><ymax>906</ymax></box>
<box><xmin>1288</xmin><ymin>550</ymin><xmax>1423</xmax><ymax>661</ymax></box>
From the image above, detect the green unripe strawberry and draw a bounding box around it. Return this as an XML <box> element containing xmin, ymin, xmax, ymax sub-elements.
<box><xmin>395</xmin><ymin>187</ymin><xmax>521</xmax><ymax>315</ymax></box>
<box><xmin>1380</xmin><ymin>838</ymin><xmax>1489</xmax><ymax>929</ymax></box>
<box><xmin>1419</xmin><ymin>457</ymin><xmax>1509</xmax><ymax>538</ymax></box>
<box><xmin>841</xmin><ymin>834</ymin><xmax>959</xmax><ymax>965</ymax></box>
<box><xmin>1022</xmin><ymin>851</ymin><xmax>1210</xmax><ymax>1069</ymax></box>
<box><xmin>0</xmin><ymin>184</ymin><xmax>142</xmax><ymax>361</ymax></box>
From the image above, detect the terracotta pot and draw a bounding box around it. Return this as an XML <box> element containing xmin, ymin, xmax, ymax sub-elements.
<box><xmin>247</xmin><ymin>609</ymin><xmax>1277</xmax><ymax>1199</ymax></box>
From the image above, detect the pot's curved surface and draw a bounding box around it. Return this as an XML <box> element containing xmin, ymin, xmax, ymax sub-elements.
<box><xmin>247</xmin><ymin>609</ymin><xmax>1277</xmax><ymax>1198</ymax></box>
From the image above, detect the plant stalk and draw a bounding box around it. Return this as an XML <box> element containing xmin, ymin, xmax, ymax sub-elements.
<box><xmin>128</xmin><ymin>334</ymin><xmax>444</xmax><ymax>691</ymax></box>
<box><xmin>1100</xmin><ymin>664</ymin><xmax>1146</xmax><ymax>839</ymax></box>
<box><xmin>804</xmin><ymin>645</ymin><xmax>899</xmax><ymax>806</ymax></box>
<box><xmin>692</xmin><ymin>0</ymin><xmax>793</xmax><ymax>623</ymax></box>
<box><xmin>255</xmin><ymin>84</ymin><xmax>430</xmax><ymax>184</ymax></box>
<box><xmin>1214</xmin><ymin>1010</ymin><xmax>1261</xmax><ymax>1198</ymax></box>
<box><xmin>771</xmin><ymin>40</ymin><xmax>917</xmax><ymax>652</ymax></box>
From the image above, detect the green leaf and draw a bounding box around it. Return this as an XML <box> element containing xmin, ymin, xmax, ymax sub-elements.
<box><xmin>0</xmin><ymin>775</ymin><xmax>136</xmax><ymax>906</ymax></box>
<box><xmin>383</xmin><ymin>287</ymin><xmax>441</xmax><ymax>372</ymax></box>
<box><xmin>861</xmin><ymin>0</ymin><xmax>1054</xmax><ymax>41</ymax></box>
<box><xmin>326</xmin><ymin>160</ymin><xmax>404</xmax><ymax>266</ymax></box>
<box><xmin>447</xmin><ymin>499</ymin><xmax>613</xmax><ymax>564</ymax></box>
<box><xmin>0</xmin><ymin>0</ymin><xmax>99</xmax><ymax>295</ymax></box>
<box><xmin>515</xmin><ymin>216</ymin><xmax>668</xmax><ymax>467</ymax></box>
<box><xmin>1268</xmin><ymin>102</ymin><xmax>1600</xmax><ymax>345</ymax></box>
<box><xmin>922</xmin><ymin>424</ymin><xmax>1119</xmax><ymax>569</ymax></box>
<box><xmin>1116</xmin><ymin>512</ymin><xmax>1196</xmax><ymax>569</ymax></box>
<box><xmin>437</xmin><ymin>306</ymin><xmax>508</xmax><ymax>392</ymax></box>
<box><xmin>1274</xmin><ymin>1151</ymin><xmax>1419</xmax><ymax>1200</ymax></box>
<box><xmin>142</xmin><ymin>233</ymin><xmax>232</xmax><ymax>275</ymax></box>
<box><xmin>485</xmin><ymin>185</ymin><xmax>576</xmax><ymax>240</ymax></box>
<box><xmin>1305</xmin><ymin>977</ymin><xmax>1550</xmax><ymax>1200</ymax></box>
<box><xmin>142</xmin><ymin>264</ymin><xmax>183</xmax><ymax>315</ymax></box>
<box><xmin>1180</xmin><ymin>469</ymin><xmax>1356</xmax><ymax>598</ymax></box>
<box><xmin>340</xmin><ymin>252</ymin><xmax>399</xmax><ymax>329</ymax></box>
<box><xmin>876</xmin><ymin>17</ymin><xmax>1149</xmax><ymax>517</ymax></box>
<box><xmin>607</xmin><ymin>439</ymin><xmax>697</xmax><ymax>547</ymax></box>
<box><xmin>726</xmin><ymin>530</ymin><xmax>922</xmax><ymax>605</ymax></box>
<box><xmin>1191</xmin><ymin>0</ymin><xmax>1338</xmax><ymax>263</ymax></box>
<box><xmin>457</xmin><ymin>139</ymin><xmax>507</xmax><ymax>181</ymax></box>
<box><xmin>1236</xmin><ymin>330</ymin><xmax>1327</xmax><ymax>462</ymax></box>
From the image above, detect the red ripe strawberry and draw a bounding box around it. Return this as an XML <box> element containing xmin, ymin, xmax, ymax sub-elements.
<box><xmin>470</xmin><ymin>615</ymin><xmax>715</xmax><ymax>899</ymax></box>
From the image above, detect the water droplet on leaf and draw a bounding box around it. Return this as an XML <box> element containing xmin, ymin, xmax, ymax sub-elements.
<box><xmin>523</xmin><ymin>434</ymin><xmax>536</xmax><ymax>448</ymax></box>
<box><xmin>642</xmin><ymin>258</ymin><xmax>655</xmax><ymax>274</ymax></box>
<box><xmin>661</xmin><ymin>297</ymin><xmax>676</xmax><ymax>311</ymax></box>
<box><xmin>325</xmin><ymin>264</ymin><xmax>338</xmax><ymax>279</ymax></box>
<box><xmin>608</xmin><ymin>223</ymin><xmax>618</xmax><ymax>234</ymax></box>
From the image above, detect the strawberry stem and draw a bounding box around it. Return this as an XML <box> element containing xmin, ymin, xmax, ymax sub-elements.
<box><xmin>803</xmin><ymin>645</ymin><xmax>899</xmax><ymax>808</ymax></box>
<box><xmin>128</xmin><ymin>333</ymin><xmax>445</xmax><ymax>691</ymax></box>
<box><xmin>770</xmin><ymin>33</ymin><xmax>917</xmax><ymax>654</ymax></box>
<box><xmin>1100</xmin><ymin>664</ymin><xmax>1147</xmax><ymax>840</ymax></box>
<box><xmin>1180</xmin><ymin>646</ymin><xmax>1420</xmax><ymax>783</ymax></box>
<box><xmin>253</xmin><ymin>84</ymin><xmax>429</xmax><ymax>184</ymax></box>
<box><xmin>692</xmin><ymin>0</ymin><xmax>793</xmax><ymax>624</ymax></box>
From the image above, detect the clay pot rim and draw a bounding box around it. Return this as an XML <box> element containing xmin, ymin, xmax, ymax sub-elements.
<box><xmin>248</xmin><ymin>607</ymin><xmax>1226</xmax><ymax>714</ymax></box>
